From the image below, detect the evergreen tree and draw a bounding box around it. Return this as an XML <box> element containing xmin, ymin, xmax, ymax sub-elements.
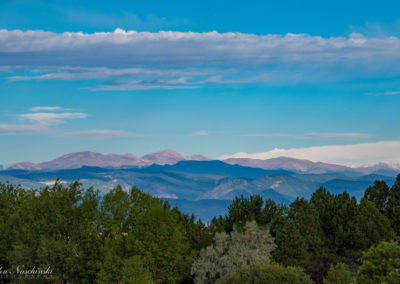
<box><xmin>388</xmin><ymin>174</ymin><xmax>400</xmax><ymax>236</ymax></box>
<box><xmin>95</xmin><ymin>240</ymin><xmax>124</xmax><ymax>283</ymax></box>
<box><xmin>226</xmin><ymin>195</ymin><xmax>264</xmax><ymax>231</ymax></box>
<box><xmin>121</xmin><ymin>256</ymin><xmax>153</xmax><ymax>284</ymax></box>
<box><xmin>127</xmin><ymin>197</ymin><xmax>194</xmax><ymax>283</ymax></box>
<box><xmin>330</xmin><ymin>192</ymin><xmax>359</xmax><ymax>261</ymax></box>
<box><xmin>289</xmin><ymin>198</ymin><xmax>325</xmax><ymax>256</ymax></box>
<box><xmin>358</xmin><ymin>241</ymin><xmax>400</xmax><ymax>284</ymax></box>
<box><xmin>0</xmin><ymin>183</ymin><xmax>25</xmax><ymax>269</ymax></box>
<box><xmin>364</xmin><ymin>180</ymin><xmax>390</xmax><ymax>215</ymax></box>
<box><xmin>263</xmin><ymin>199</ymin><xmax>288</xmax><ymax>226</ymax></box>
<box><xmin>324</xmin><ymin>263</ymin><xmax>356</xmax><ymax>284</ymax></box>
<box><xmin>353</xmin><ymin>198</ymin><xmax>395</xmax><ymax>251</ymax></box>
<box><xmin>217</xmin><ymin>263</ymin><xmax>313</xmax><ymax>284</ymax></box>
<box><xmin>273</xmin><ymin>220</ymin><xmax>309</xmax><ymax>267</ymax></box>
<box><xmin>310</xmin><ymin>187</ymin><xmax>336</xmax><ymax>253</ymax></box>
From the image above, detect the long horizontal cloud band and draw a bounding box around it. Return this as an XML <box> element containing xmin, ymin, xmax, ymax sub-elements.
<box><xmin>1</xmin><ymin>29</ymin><xmax>400</xmax><ymax>67</ymax></box>
<box><xmin>220</xmin><ymin>140</ymin><xmax>400</xmax><ymax>167</ymax></box>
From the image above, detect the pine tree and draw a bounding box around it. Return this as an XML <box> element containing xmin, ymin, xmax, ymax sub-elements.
<box><xmin>353</xmin><ymin>198</ymin><xmax>395</xmax><ymax>251</ymax></box>
<box><xmin>364</xmin><ymin>180</ymin><xmax>390</xmax><ymax>215</ymax></box>
<box><xmin>358</xmin><ymin>241</ymin><xmax>400</xmax><ymax>284</ymax></box>
<box><xmin>289</xmin><ymin>198</ymin><xmax>325</xmax><ymax>256</ymax></box>
<box><xmin>273</xmin><ymin>220</ymin><xmax>309</xmax><ymax>267</ymax></box>
<box><xmin>388</xmin><ymin>174</ymin><xmax>400</xmax><ymax>236</ymax></box>
<box><xmin>324</xmin><ymin>263</ymin><xmax>356</xmax><ymax>284</ymax></box>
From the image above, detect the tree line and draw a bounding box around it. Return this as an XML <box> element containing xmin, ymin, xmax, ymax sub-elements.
<box><xmin>0</xmin><ymin>175</ymin><xmax>399</xmax><ymax>283</ymax></box>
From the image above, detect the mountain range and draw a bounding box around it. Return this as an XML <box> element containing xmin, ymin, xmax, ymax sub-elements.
<box><xmin>3</xmin><ymin>150</ymin><xmax>399</xmax><ymax>176</ymax></box>
<box><xmin>4</xmin><ymin>150</ymin><xmax>210</xmax><ymax>170</ymax></box>
<box><xmin>1</xmin><ymin>155</ymin><xmax>398</xmax><ymax>221</ymax></box>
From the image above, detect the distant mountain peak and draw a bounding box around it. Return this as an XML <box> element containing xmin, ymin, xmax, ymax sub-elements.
<box><xmin>148</xmin><ymin>149</ymin><xmax>183</xmax><ymax>158</ymax></box>
<box><xmin>186</xmin><ymin>154</ymin><xmax>210</xmax><ymax>161</ymax></box>
<box><xmin>223</xmin><ymin>156</ymin><xmax>397</xmax><ymax>176</ymax></box>
<box><xmin>4</xmin><ymin>150</ymin><xmax>210</xmax><ymax>170</ymax></box>
<box><xmin>4</xmin><ymin>161</ymin><xmax>40</xmax><ymax>171</ymax></box>
<box><xmin>141</xmin><ymin>149</ymin><xmax>185</xmax><ymax>165</ymax></box>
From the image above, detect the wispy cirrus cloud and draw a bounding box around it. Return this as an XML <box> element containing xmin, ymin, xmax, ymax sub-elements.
<box><xmin>0</xmin><ymin>124</ymin><xmax>48</xmax><ymax>135</ymax></box>
<box><xmin>238</xmin><ymin>133</ymin><xmax>291</xmax><ymax>137</ymax></box>
<box><xmin>191</xmin><ymin>130</ymin><xmax>209</xmax><ymax>136</ymax></box>
<box><xmin>9</xmin><ymin>67</ymin><xmax>203</xmax><ymax>82</ymax></box>
<box><xmin>93</xmin><ymin>79</ymin><xmax>197</xmax><ymax>91</ymax></box>
<box><xmin>303</xmin><ymin>132</ymin><xmax>372</xmax><ymax>140</ymax></box>
<box><xmin>200</xmin><ymin>74</ymin><xmax>271</xmax><ymax>84</ymax></box>
<box><xmin>0</xmin><ymin>65</ymin><xmax>26</xmax><ymax>73</ymax></box>
<box><xmin>367</xmin><ymin>91</ymin><xmax>400</xmax><ymax>96</ymax></box>
<box><xmin>0</xmin><ymin>107</ymin><xmax>136</xmax><ymax>138</ymax></box>
<box><xmin>28</xmin><ymin>106</ymin><xmax>62</xmax><ymax>112</ymax></box>
<box><xmin>16</xmin><ymin>112</ymin><xmax>88</xmax><ymax>125</ymax></box>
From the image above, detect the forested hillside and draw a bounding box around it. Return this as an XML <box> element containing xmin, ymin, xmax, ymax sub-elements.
<box><xmin>0</xmin><ymin>175</ymin><xmax>399</xmax><ymax>283</ymax></box>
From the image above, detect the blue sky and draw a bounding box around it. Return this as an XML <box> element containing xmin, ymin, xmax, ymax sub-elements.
<box><xmin>1</xmin><ymin>0</ymin><xmax>400</xmax><ymax>166</ymax></box>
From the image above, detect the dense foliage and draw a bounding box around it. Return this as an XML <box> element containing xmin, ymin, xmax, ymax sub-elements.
<box><xmin>0</xmin><ymin>173</ymin><xmax>399</xmax><ymax>283</ymax></box>
<box><xmin>357</xmin><ymin>241</ymin><xmax>400</xmax><ymax>284</ymax></box>
<box><xmin>324</xmin><ymin>263</ymin><xmax>356</xmax><ymax>284</ymax></box>
<box><xmin>0</xmin><ymin>182</ymin><xmax>213</xmax><ymax>283</ymax></box>
<box><xmin>217</xmin><ymin>263</ymin><xmax>313</xmax><ymax>284</ymax></box>
<box><xmin>210</xmin><ymin>174</ymin><xmax>400</xmax><ymax>283</ymax></box>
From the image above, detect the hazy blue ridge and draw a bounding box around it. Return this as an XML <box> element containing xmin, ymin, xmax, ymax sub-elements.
<box><xmin>0</xmin><ymin>161</ymin><xmax>396</xmax><ymax>222</ymax></box>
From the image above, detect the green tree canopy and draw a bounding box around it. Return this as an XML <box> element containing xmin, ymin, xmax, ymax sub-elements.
<box><xmin>388</xmin><ymin>174</ymin><xmax>400</xmax><ymax>236</ymax></box>
<box><xmin>273</xmin><ymin>220</ymin><xmax>309</xmax><ymax>267</ymax></box>
<box><xmin>289</xmin><ymin>198</ymin><xmax>325</xmax><ymax>256</ymax></box>
<box><xmin>358</xmin><ymin>241</ymin><xmax>400</xmax><ymax>284</ymax></box>
<box><xmin>324</xmin><ymin>263</ymin><xmax>356</xmax><ymax>284</ymax></box>
<box><xmin>353</xmin><ymin>198</ymin><xmax>395</xmax><ymax>250</ymax></box>
<box><xmin>364</xmin><ymin>180</ymin><xmax>390</xmax><ymax>215</ymax></box>
<box><xmin>216</xmin><ymin>263</ymin><xmax>313</xmax><ymax>284</ymax></box>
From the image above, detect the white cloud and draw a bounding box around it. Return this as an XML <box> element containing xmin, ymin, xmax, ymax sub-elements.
<box><xmin>62</xmin><ymin>129</ymin><xmax>136</xmax><ymax>138</ymax></box>
<box><xmin>219</xmin><ymin>140</ymin><xmax>400</xmax><ymax>167</ymax></box>
<box><xmin>239</xmin><ymin>133</ymin><xmax>291</xmax><ymax>137</ymax></box>
<box><xmin>303</xmin><ymin>132</ymin><xmax>371</xmax><ymax>140</ymax></box>
<box><xmin>1</xmin><ymin>29</ymin><xmax>399</xmax><ymax>66</ymax></box>
<box><xmin>28</xmin><ymin>106</ymin><xmax>62</xmax><ymax>112</ymax></box>
<box><xmin>93</xmin><ymin>80</ymin><xmax>197</xmax><ymax>91</ymax></box>
<box><xmin>156</xmin><ymin>193</ymin><xmax>178</xmax><ymax>199</ymax></box>
<box><xmin>385</xmin><ymin>91</ymin><xmax>400</xmax><ymax>95</ymax></box>
<box><xmin>1</xmin><ymin>108</ymin><xmax>132</xmax><ymax>138</ymax></box>
<box><xmin>0</xmin><ymin>123</ymin><xmax>47</xmax><ymax>135</ymax></box>
<box><xmin>2</xmin><ymin>29</ymin><xmax>400</xmax><ymax>90</ymax></box>
<box><xmin>200</xmin><ymin>74</ymin><xmax>271</xmax><ymax>84</ymax></box>
<box><xmin>367</xmin><ymin>91</ymin><xmax>400</xmax><ymax>96</ymax></box>
<box><xmin>191</xmin><ymin>130</ymin><xmax>209</xmax><ymax>136</ymax></box>
<box><xmin>17</xmin><ymin>112</ymin><xmax>87</xmax><ymax>125</ymax></box>
<box><xmin>3</xmin><ymin>29</ymin><xmax>400</xmax><ymax>90</ymax></box>
<box><xmin>9</xmin><ymin>67</ymin><xmax>203</xmax><ymax>81</ymax></box>
<box><xmin>0</xmin><ymin>65</ymin><xmax>25</xmax><ymax>72</ymax></box>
